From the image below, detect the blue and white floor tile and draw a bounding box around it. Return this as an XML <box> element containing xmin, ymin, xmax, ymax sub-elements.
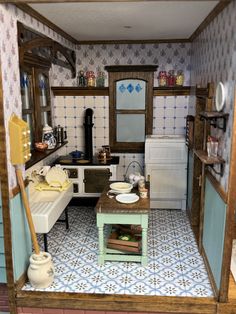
<box><xmin>22</xmin><ymin>207</ymin><xmax>214</xmax><ymax>297</ymax></box>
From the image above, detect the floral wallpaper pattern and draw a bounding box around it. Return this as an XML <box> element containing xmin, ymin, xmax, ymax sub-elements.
<box><xmin>1</xmin><ymin>1</ymin><xmax>234</xmax><ymax>192</ymax></box>
<box><xmin>190</xmin><ymin>0</ymin><xmax>236</xmax><ymax>191</ymax></box>
<box><xmin>0</xmin><ymin>3</ymin><xmax>75</xmax><ymax>189</ymax></box>
<box><xmin>53</xmin><ymin>42</ymin><xmax>191</xmax><ymax>87</ymax></box>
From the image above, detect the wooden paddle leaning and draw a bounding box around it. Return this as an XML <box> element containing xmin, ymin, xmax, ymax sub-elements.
<box><xmin>15</xmin><ymin>167</ymin><xmax>40</xmax><ymax>255</ymax></box>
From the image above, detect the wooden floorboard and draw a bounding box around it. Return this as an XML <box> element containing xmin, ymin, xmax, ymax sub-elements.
<box><xmin>16</xmin><ymin>290</ymin><xmax>217</xmax><ymax>314</ymax></box>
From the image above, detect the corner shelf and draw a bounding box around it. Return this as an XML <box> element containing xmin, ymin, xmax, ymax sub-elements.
<box><xmin>199</xmin><ymin>111</ymin><xmax>229</xmax><ymax>132</ymax></box>
<box><xmin>194</xmin><ymin>149</ymin><xmax>225</xmax><ymax>176</ymax></box>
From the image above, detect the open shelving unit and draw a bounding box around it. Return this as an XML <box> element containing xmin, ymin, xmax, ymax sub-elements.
<box><xmin>51</xmin><ymin>86</ymin><xmax>191</xmax><ymax>97</ymax></box>
<box><xmin>194</xmin><ymin>149</ymin><xmax>225</xmax><ymax>176</ymax></box>
<box><xmin>199</xmin><ymin>111</ymin><xmax>229</xmax><ymax>132</ymax></box>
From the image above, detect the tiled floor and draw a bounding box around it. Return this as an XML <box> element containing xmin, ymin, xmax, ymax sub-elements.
<box><xmin>23</xmin><ymin>207</ymin><xmax>213</xmax><ymax>297</ymax></box>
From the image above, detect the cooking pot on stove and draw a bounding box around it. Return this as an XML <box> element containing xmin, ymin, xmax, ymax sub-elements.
<box><xmin>69</xmin><ymin>150</ymin><xmax>84</xmax><ymax>159</ymax></box>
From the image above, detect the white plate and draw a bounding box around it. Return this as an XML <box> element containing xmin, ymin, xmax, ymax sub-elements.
<box><xmin>45</xmin><ymin>166</ymin><xmax>68</xmax><ymax>187</ymax></box>
<box><xmin>116</xmin><ymin>193</ymin><xmax>139</xmax><ymax>204</ymax></box>
<box><xmin>110</xmin><ymin>182</ymin><xmax>132</xmax><ymax>193</ymax></box>
<box><xmin>215</xmin><ymin>82</ymin><xmax>225</xmax><ymax>112</ymax></box>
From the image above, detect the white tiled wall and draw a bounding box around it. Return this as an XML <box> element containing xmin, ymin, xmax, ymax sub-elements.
<box><xmin>54</xmin><ymin>94</ymin><xmax>189</xmax><ymax>179</ymax></box>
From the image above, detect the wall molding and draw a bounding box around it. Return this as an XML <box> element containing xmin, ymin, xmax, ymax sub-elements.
<box><xmin>189</xmin><ymin>1</ymin><xmax>231</xmax><ymax>41</ymax></box>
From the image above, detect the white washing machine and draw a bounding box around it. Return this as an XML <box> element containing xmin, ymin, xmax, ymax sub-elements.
<box><xmin>145</xmin><ymin>135</ymin><xmax>187</xmax><ymax>209</ymax></box>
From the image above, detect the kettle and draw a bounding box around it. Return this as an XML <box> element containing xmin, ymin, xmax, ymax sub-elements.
<box><xmin>42</xmin><ymin>124</ymin><xmax>56</xmax><ymax>149</ymax></box>
<box><xmin>54</xmin><ymin>125</ymin><xmax>67</xmax><ymax>144</ymax></box>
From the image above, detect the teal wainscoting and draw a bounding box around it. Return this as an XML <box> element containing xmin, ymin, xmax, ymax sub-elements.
<box><xmin>0</xmin><ymin>194</ymin><xmax>7</xmax><ymax>283</ymax></box>
<box><xmin>10</xmin><ymin>191</ymin><xmax>31</xmax><ymax>281</ymax></box>
<box><xmin>203</xmin><ymin>177</ymin><xmax>227</xmax><ymax>290</ymax></box>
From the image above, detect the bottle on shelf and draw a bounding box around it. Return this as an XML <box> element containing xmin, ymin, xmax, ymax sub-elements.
<box><xmin>167</xmin><ymin>70</ymin><xmax>176</xmax><ymax>87</ymax></box>
<box><xmin>176</xmin><ymin>70</ymin><xmax>184</xmax><ymax>86</ymax></box>
<box><xmin>77</xmin><ymin>70</ymin><xmax>87</xmax><ymax>87</ymax></box>
<box><xmin>158</xmin><ymin>71</ymin><xmax>167</xmax><ymax>87</ymax></box>
<box><xmin>86</xmin><ymin>71</ymin><xmax>96</xmax><ymax>87</ymax></box>
<box><xmin>96</xmin><ymin>71</ymin><xmax>105</xmax><ymax>87</ymax></box>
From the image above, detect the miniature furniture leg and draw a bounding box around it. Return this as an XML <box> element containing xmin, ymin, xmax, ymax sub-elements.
<box><xmin>97</xmin><ymin>212</ymin><xmax>149</xmax><ymax>266</ymax></box>
<box><xmin>97</xmin><ymin>220</ymin><xmax>105</xmax><ymax>265</ymax></box>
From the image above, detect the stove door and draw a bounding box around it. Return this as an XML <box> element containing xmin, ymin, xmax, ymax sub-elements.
<box><xmin>84</xmin><ymin>168</ymin><xmax>111</xmax><ymax>193</ymax></box>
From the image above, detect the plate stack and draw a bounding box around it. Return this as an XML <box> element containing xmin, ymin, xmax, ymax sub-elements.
<box><xmin>109</xmin><ymin>182</ymin><xmax>133</xmax><ymax>194</ymax></box>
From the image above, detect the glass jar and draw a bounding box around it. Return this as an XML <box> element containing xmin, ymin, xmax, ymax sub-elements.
<box><xmin>158</xmin><ymin>71</ymin><xmax>167</xmax><ymax>87</ymax></box>
<box><xmin>77</xmin><ymin>70</ymin><xmax>87</xmax><ymax>87</ymax></box>
<box><xmin>96</xmin><ymin>71</ymin><xmax>105</xmax><ymax>87</ymax></box>
<box><xmin>167</xmin><ymin>70</ymin><xmax>176</xmax><ymax>87</ymax></box>
<box><xmin>176</xmin><ymin>70</ymin><xmax>184</xmax><ymax>86</ymax></box>
<box><xmin>86</xmin><ymin>71</ymin><xmax>96</xmax><ymax>87</ymax></box>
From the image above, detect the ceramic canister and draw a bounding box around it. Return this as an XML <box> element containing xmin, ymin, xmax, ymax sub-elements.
<box><xmin>27</xmin><ymin>252</ymin><xmax>54</xmax><ymax>289</ymax></box>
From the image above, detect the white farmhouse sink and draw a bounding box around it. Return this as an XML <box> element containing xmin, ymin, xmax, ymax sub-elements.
<box><xmin>28</xmin><ymin>181</ymin><xmax>73</xmax><ymax>234</ymax></box>
<box><xmin>30</xmin><ymin>189</ymin><xmax>60</xmax><ymax>204</ymax></box>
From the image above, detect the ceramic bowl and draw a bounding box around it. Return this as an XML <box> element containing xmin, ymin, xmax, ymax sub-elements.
<box><xmin>35</xmin><ymin>142</ymin><xmax>48</xmax><ymax>152</ymax></box>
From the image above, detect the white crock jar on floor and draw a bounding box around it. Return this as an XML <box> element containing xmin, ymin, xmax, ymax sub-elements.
<box><xmin>27</xmin><ymin>252</ymin><xmax>54</xmax><ymax>288</ymax></box>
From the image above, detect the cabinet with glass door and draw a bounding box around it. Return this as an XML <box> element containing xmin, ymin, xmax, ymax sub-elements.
<box><xmin>20</xmin><ymin>66</ymin><xmax>52</xmax><ymax>146</ymax></box>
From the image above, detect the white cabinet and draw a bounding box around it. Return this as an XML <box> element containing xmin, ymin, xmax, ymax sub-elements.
<box><xmin>59</xmin><ymin>165</ymin><xmax>117</xmax><ymax>197</ymax></box>
<box><xmin>145</xmin><ymin>135</ymin><xmax>187</xmax><ymax>209</ymax></box>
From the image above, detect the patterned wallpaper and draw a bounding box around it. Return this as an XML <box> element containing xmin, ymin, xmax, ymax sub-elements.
<box><xmin>0</xmin><ymin>2</ymin><xmax>192</xmax><ymax>188</ymax></box>
<box><xmin>0</xmin><ymin>3</ymin><xmax>75</xmax><ymax>189</ymax></box>
<box><xmin>190</xmin><ymin>0</ymin><xmax>236</xmax><ymax>191</ymax></box>
<box><xmin>1</xmin><ymin>1</ymin><xmax>234</xmax><ymax>191</ymax></box>
<box><xmin>53</xmin><ymin>42</ymin><xmax>191</xmax><ymax>87</ymax></box>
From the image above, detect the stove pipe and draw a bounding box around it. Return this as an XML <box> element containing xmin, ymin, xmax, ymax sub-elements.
<box><xmin>84</xmin><ymin>108</ymin><xmax>94</xmax><ymax>160</ymax></box>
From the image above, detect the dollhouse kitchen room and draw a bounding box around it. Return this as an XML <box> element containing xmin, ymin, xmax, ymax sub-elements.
<box><xmin>1</xmin><ymin>1</ymin><xmax>236</xmax><ymax>314</ymax></box>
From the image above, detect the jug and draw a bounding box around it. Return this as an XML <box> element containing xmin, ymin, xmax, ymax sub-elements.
<box><xmin>54</xmin><ymin>125</ymin><xmax>67</xmax><ymax>144</ymax></box>
<box><xmin>42</xmin><ymin>124</ymin><xmax>56</xmax><ymax>149</ymax></box>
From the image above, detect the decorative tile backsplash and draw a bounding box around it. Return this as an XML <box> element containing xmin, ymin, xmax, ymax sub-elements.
<box><xmin>54</xmin><ymin>95</ymin><xmax>189</xmax><ymax>179</ymax></box>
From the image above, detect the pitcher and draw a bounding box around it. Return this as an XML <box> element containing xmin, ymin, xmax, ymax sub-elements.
<box><xmin>42</xmin><ymin>124</ymin><xmax>56</xmax><ymax>149</ymax></box>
